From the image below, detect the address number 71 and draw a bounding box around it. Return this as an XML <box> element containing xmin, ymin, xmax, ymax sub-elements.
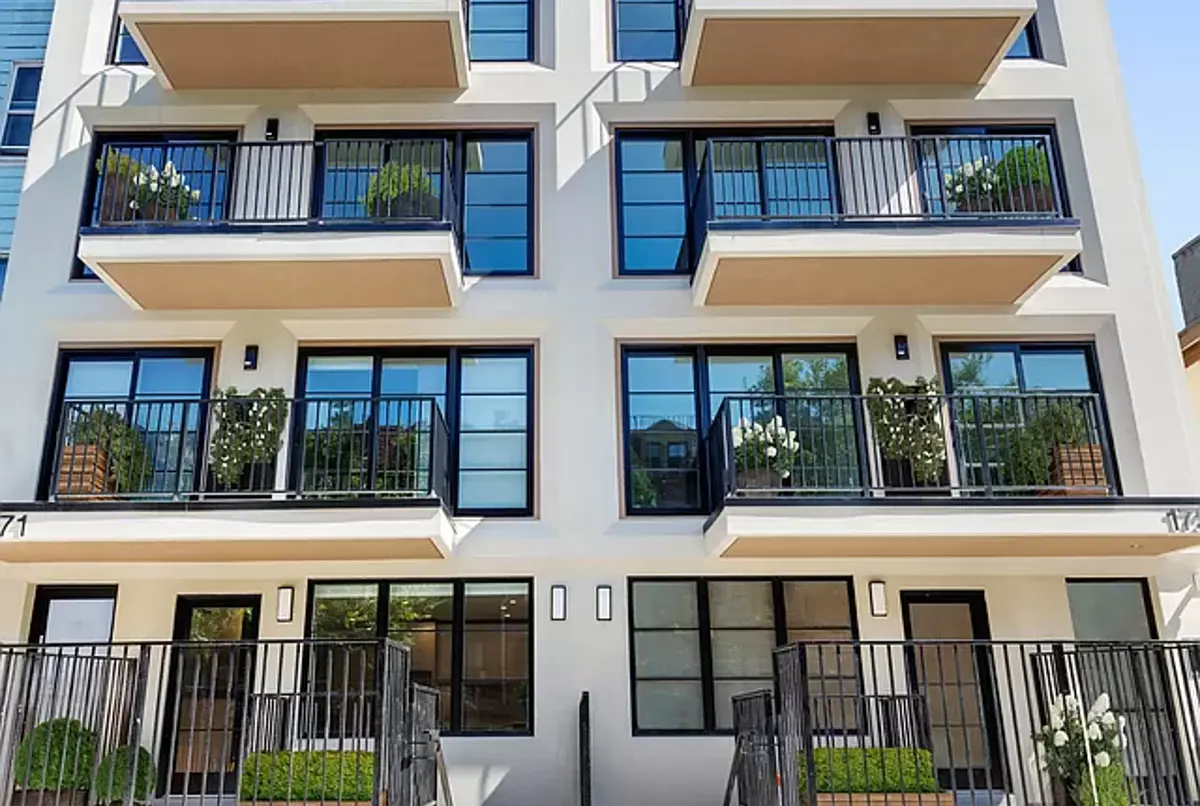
<box><xmin>0</xmin><ymin>515</ymin><xmax>28</xmax><ymax>538</ymax></box>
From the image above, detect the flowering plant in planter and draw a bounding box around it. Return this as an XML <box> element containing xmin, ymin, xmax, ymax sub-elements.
<box><xmin>1034</xmin><ymin>692</ymin><xmax>1129</xmax><ymax>806</ymax></box>
<box><xmin>731</xmin><ymin>415</ymin><xmax>800</xmax><ymax>483</ymax></box>
<box><xmin>943</xmin><ymin>146</ymin><xmax>1054</xmax><ymax>214</ymax></box>
<box><xmin>865</xmin><ymin>376</ymin><xmax>947</xmax><ymax>486</ymax></box>
<box><xmin>127</xmin><ymin>161</ymin><xmax>202</xmax><ymax>220</ymax></box>
<box><xmin>208</xmin><ymin>387</ymin><xmax>289</xmax><ymax>489</ymax></box>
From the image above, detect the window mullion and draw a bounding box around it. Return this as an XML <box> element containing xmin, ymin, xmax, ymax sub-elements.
<box><xmin>696</xmin><ymin>580</ymin><xmax>717</xmax><ymax>732</ymax></box>
<box><xmin>450</xmin><ymin>579</ymin><xmax>466</xmax><ymax>733</ymax></box>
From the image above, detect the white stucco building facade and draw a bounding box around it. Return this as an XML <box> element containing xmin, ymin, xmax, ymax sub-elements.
<box><xmin>1</xmin><ymin>1</ymin><xmax>1200</xmax><ymax>805</ymax></box>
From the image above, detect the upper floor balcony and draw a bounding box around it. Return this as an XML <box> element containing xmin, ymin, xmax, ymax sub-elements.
<box><xmin>77</xmin><ymin>139</ymin><xmax>464</xmax><ymax>310</ymax></box>
<box><xmin>118</xmin><ymin>0</ymin><xmax>470</xmax><ymax>90</ymax></box>
<box><xmin>680</xmin><ymin>0</ymin><xmax>1036</xmax><ymax>87</ymax></box>
<box><xmin>687</xmin><ymin>134</ymin><xmax>1082</xmax><ymax>307</ymax></box>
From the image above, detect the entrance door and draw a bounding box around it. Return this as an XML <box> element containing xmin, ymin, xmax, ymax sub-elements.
<box><xmin>901</xmin><ymin>591</ymin><xmax>1004</xmax><ymax>792</ymax></box>
<box><xmin>164</xmin><ymin>596</ymin><xmax>260</xmax><ymax>795</ymax></box>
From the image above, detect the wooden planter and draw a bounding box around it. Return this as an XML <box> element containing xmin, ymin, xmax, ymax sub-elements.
<box><xmin>11</xmin><ymin>790</ymin><xmax>89</xmax><ymax>806</ymax></box>
<box><xmin>1044</xmin><ymin>444</ymin><xmax>1108</xmax><ymax>496</ymax></box>
<box><xmin>239</xmin><ymin>800</ymin><xmax>376</xmax><ymax>806</ymax></box>
<box><xmin>952</xmin><ymin>183</ymin><xmax>1055</xmax><ymax>215</ymax></box>
<box><xmin>815</xmin><ymin>794</ymin><xmax>957</xmax><ymax>806</ymax></box>
<box><xmin>57</xmin><ymin>443</ymin><xmax>111</xmax><ymax>497</ymax></box>
<box><xmin>96</xmin><ymin>173</ymin><xmax>186</xmax><ymax>225</ymax></box>
<box><xmin>736</xmin><ymin>467</ymin><xmax>785</xmax><ymax>494</ymax></box>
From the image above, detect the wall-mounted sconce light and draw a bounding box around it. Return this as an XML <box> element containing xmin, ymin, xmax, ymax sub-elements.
<box><xmin>867</xmin><ymin>112</ymin><xmax>882</xmax><ymax>136</ymax></box>
<box><xmin>868</xmin><ymin>580</ymin><xmax>888</xmax><ymax>618</ymax></box>
<box><xmin>894</xmin><ymin>335</ymin><xmax>910</xmax><ymax>361</ymax></box>
<box><xmin>276</xmin><ymin>586</ymin><xmax>295</xmax><ymax>623</ymax></box>
<box><xmin>243</xmin><ymin>345</ymin><xmax>259</xmax><ymax>371</ymax></box>
<box><xmin>265</xmin><ymin>118</ymin><xmax>280</xmax><ymax>142</ymax></box>
<box><xmin>596</xmin><ymin>585</ymin><xmax>613</xmax><ymax>621</ymax></box>
<box><xmin>551</xmin><ymin>585</ymin><xmax>568</xmax><ymax>621</ymax></box>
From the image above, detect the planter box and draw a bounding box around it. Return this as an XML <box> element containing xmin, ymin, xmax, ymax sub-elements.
<box><xmin>239</xmin><ymin>800</ymin><xmax>376</xmax><ymax>806</ymax></box>
<box><xmin>1046</xmin><ymin>444</ymin><xmax>1108</xmax><ymax>495</ymax></box>
<box><xmin>815</xmin><ymin>794</ymin><xmax>957</xmax><ymax>806</ymax></box>
<box><xmin>736</xmin><ymin>467</ymin><xmax>785</xmax><ymax>493</ymax></box>
<box><xmin>57</xmin><ymin>444</ymin><xmax>111</xmax><ymax>497</ymax></box>
<box><xmin>11</xmin><ymin>790</ymin><xmax>89</xmax><ymax>806</ymax></box>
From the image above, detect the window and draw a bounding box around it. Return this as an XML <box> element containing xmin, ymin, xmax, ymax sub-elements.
<box><xmin>1066</xmin><ymin>579</ymin><xmax>1156</xmax><ymax>641</ymax></box>
<box><xmin>1006</xmin><ymin>18</ymin><xmax>1041</xmax><ymax>59</ymax></box>
<box><xmin>110</xmin><ymin>20</ymin><xmax>148</xmax><ymax>65</ymax></box>
<box><xmin>309</xmin><ymin>579</ymin><xmax>533</xmax><ymax>734</ymax></box>
<box><xmin>614</xmin><ymin>0</ymin><xmax>680</xmax><ymax>61</ymax></box>
<box><xmin>298</xmin><ymin>347</ymin><xmax>534</xmax><ymax>515</ymax></box>
<box><xmin>622</xmin><ymin>344</ymin><xmax>857</xmax><ymax>514</ymax></box>
<box><xmin>617</xmin><ymin>135</ymin><xmax>688</xmax><ymax>274</ymax></box>
<box><xmin>0</xmin><ymin>256</ymin><xmax>7</xmax><ymax>299</ymax></box>
<box><xmin>469</xmin><ymin>0</ymin><xmax>533</xmax><ymax>61</ymax></box>
<box><xmin>40</xmin><ymin>349</ymin><xmax>214</xmax><ymax>499</ymax></box>
<box><xmin>629</xmin><ymin>577</ymin><xmax>856</xmax><ymax>734</ymax></box>
<box><xmin>1</xmin><ymin>65</ymin><xmax>42</xmax><ymax>154</ymax></box>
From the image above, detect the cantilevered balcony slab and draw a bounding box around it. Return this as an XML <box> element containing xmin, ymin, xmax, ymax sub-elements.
<box><xmin>681</xmin><ymin>0</ymin><xmax>1036</xmax><ymax>87</ymax></box>
<box><xmin>119</xmin><ymin>0</ymin><xmax>469</xmax><ymax>90</ymax></box>
<box><xmin>691</xmin><ymin>226</ymin><xmax>1082</xmax><ymax>307</ymax></box>
<box><xmin>77</xmin><ymin>230</ymin><xmax>463</xmax><ymax>311</ymax></box>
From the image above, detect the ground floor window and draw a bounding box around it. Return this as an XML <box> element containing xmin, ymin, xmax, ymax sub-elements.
<box><xmin>308</xmin><ymin>579</ymin><xmax>533</xmax><ymax>735</ymax></box>
<box><xmin>628</xmin><ymin>577</ymin><xmax>856</xmax><ymax>734</ymax></box>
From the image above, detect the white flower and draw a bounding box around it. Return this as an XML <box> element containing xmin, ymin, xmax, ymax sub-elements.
<box><xmin>766</xmin><ymin>446</ymin><xmax>777</xmax><ymax>458</ymax></box>
<box><xmin>1053</xmin><ymin>731</ymin><xmax>1068</xmax><ymax>747</ymax></box>
<box><xmin>132</xmin><ymin>172</ymin><xmax>146</xmax><ymax>186</ymax></box>
<box><xmin>1050</xmin><ymin>714</ymin><xmax>1064</xmax><ymax>730</ymax></box>
<box><xmin>190</xmin><ymin>188</ymin><xmax>201</xmax><ymax>201</ymax></box>
<box><xmin>128</xmin><ymin>200</ymin><xmax>139</xmax><ymax>210</ymax></box>
<box><xmin>149</xmin><ymin>180</ymin><xmax>159</xmax><ymax>193</ymax></box>
<box><xmin>169</xmin><ymin>173</ymin><xmax>182</xmax><ymax>188</ymax></box>
<box><xmin>147</xmin><ymin>165</ymin><xmax>159</xmax><ymax>180</ymax></box>
<box><xmin>1064</xmin><ymin>694</ymin><xmax>1078</xmax><ymax>711</ymax></box>
<box><xmin>162</xmin><ymin>160</ymin><xmax>175</xmax><ymax>176</ymax></box>
<box><xmin>1087</xmin><ymin>723</ymin><xmax>1102</xmax><ymax>741</ymax></box>
<box><xmin>1090</xmin><ymin>693</ymin><xmax>1111</xmax><ymax>717</ymax></box>
<box><xmin>1101</xmin><ymin>712</ymin><xmax>1116</xmax><ymax>727</ymax></box>
<box><xmin>1094</xmin><ymin>751</ymin><xmax>1111</xmax><ymax>769</ymax></box>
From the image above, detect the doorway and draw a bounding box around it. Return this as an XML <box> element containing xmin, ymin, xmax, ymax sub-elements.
<box><xmin>901</xmin><ymin>591</ymin><xmax>1005</xmax><ymax>792</ymax></box>
<box><xmin>28</xmin><ymin>585</ymin><xmax>117</xmax><ymax>644</ymax></box>
<box><xmin>162</xmin><ymin>595</ymin><xmax>260</xmax><ymax>795</ymax></box>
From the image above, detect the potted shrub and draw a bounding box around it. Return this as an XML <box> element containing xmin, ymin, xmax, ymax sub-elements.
<box><xmin>93</xmin><ymin>745</ymin><xmax>156</xmax><ymax>805</ymax></box>
<box><xmin>1010</xmin><ymin>402</ymin><xmax>1108</xmax><ymax>495</ymax></box>
<box><xmin>1034</xmin><ymin>693</ymin><xmax>1130</xmax><ymax>806</ymax></box>
<box><xmin>58</xmin><ymin>408</ymin><xmax>152</xmax><ymax>498</ymax></box>
<box><xmin>363</xmin><ymin>162</ymin><xmax>439</xmax><ymax>219</ymax></box>
<box><xmin>865</xmin><ymin>377</ymin><xmax>948</xmax><ymax>492</ymax></box>
<box><xmin>730</xmin><ymin>415</ymin><xmax>800</xmax><ymax>492</ymax></box>
<box><xmin>240</xmin><ymin>750</ymin><xmax>375</xmax><ymax>806</ymax></box>
<box><xmin>798</xmin><ymin>747</ymin><xmax>953</xmax><ymax>805</ymax></box>
<box><xmin>944</xmin><ymin>146</ymin><xmax>1054</xmax><ymax>215</ymax></box>
<box><xmin>95</xmin><ymin>152</ymin><xmax>202</xmax><ymax>225</ymax></box>
<box><xmin>207</xmin><ymin>387</ymin><xmax>289</xmax><ymax>494</ymax></box>
<box><xmin>10</xmin><ymin>718</ymin><xmax>98</xmax><ymax>806</ymax></box>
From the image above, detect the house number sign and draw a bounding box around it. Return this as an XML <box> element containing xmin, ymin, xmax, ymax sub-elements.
<box><xmin>0</xmin><ymin>514</ymin><xmax>28</xmax><ymax>538</ymax></box>
<box><xmin>1166</xmin><ymin>509</ymin><xmax>1200</xmax><ymax>534</ymax></box>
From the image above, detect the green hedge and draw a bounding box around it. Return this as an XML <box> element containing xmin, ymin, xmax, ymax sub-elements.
<box><xmin>93</xmin><ymin>745</ymin><xmax>157</xmax><ymax>804</ymax></box>
<box><xmin>240</xmin><ymin>751</ymin><xmax>375</xmax><ymax>801</ymax></box>
<box><xmin>12</xmin><ymin>719</ymin><xmax>99</xmax><ymax>791</ymax></box>
<box><xmin>799</xmin><ymin>748</ymin><xmax>940</xmax><ymax>795</ymax></box>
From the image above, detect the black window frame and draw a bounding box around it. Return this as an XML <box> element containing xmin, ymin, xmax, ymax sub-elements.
<box><xmin>614</xmin><ymin>127</ymin><xmax>835</xmax><ymax>277</ymax></box>
<box><xmin>37</xmin><ymin>347</ymin><xmax>217</xmax><ymax>500</ymax></box>
<box><xmin>1006</xmin><ymin>17</ymin><xmax>1043</xmax><ymax>60</ymax></box>
<box><xmin>468</xmin><ymin>0</ymin><xmax>536</xmax><ymax>62</ymax></box>
<box><xmin>305</xmin><ymin>577</ymin><xmax>535</xmax><ymax>737</ymax></box>
<box><xmin>28</xmin><ymin>584</ymin><xmax>120</xmax><ymax>643</ymax></box>
<box><xmin>621</xmin><ymin>342</ymin><xmax>861</xmax><ymax>516</ymax></box>
<box><xmin>73</xmin><ymin>129</ymin><xmax>241</xmax><ymax>280</ymax></box>
<box><xmin>316</xmin><ymin>129</ymin><xmax>535</xmax><ymax>278</ymax></box>
<box><xmin>1064</xmin><ymin>577</ymin><xmax>1159</xmax><ymax>639</ymax></box>
<box><xmin>0</xmin><ymin>255</ymin><xmax>7</xmax><ymax>299</ymax></box>
<box><xmin>0</xmin><ymin>64</ymin><xmax>43</xmax><ymax>155</ymax></box>
<box><xmin>627</xmin><ymin>576</ymin><xmax>859</xmax><ymax>736</ymax></box>
<box><xmin>612</xmin><ymin>0</ymin><xmax>685</xmax><ymax>62</ymax></box>
<box><xmin>295</xmin><ymin>345</ymin><xmax>536</xmax><ymax>517</ymax></box>
<box><xmin>107</xmin><ymin>12</ymin><xmax>149</xmax><ymax>66</ymax></box>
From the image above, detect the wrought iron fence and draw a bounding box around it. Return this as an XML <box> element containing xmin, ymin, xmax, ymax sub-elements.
<box><xmin>765</xmin><ymin>640</ymin><xmax>1200</xmax><ymax>806</ymax></box>
<box><xmin>50</xmin><ymin>395</ymin><xmax>451</xmax><ymax>503</ymax></box>
<box><xmin>706</xmin><ymin>392</ymin><xmax>1116</xmax><ymax>502</ymax></box>
<box><xmin>89</xmin><ymin>139</ymin><xmax>460</xmax><ymax>232</ymax></box>
<box><xmin>0</xmin><ymin>639</ymin><xmax>424</xmax><ymax>806</ymax></box>
<box><xmin>579</xmin><ymin>692</ymin><xmax>592</xmax><ymax>806</ymax></box>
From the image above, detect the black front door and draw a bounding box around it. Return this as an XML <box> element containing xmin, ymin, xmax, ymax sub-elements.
<box><xmin>901</xmin><ymin>591</ymin><xmax>1005</xmax><ymax>792</ymax></box>
<box><xmin>163</xmin><ymin>596</ymin><xmax>260</xmax><ymax>795</ymax></box>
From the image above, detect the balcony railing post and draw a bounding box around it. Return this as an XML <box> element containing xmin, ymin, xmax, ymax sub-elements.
<box><xmin>1090</xmin><ymin>394</ymin><xmax>1118</xmax><ymax>495</ymax></box>
<box><xmin>932</xmin><ymin>136</ymin><xmax>949</xmax><ymax>218</ymax></box>
<box><xmin>1041</xmin><ymin>133</ymin><xmax>1066</xmax><ymax>218</ymax></box>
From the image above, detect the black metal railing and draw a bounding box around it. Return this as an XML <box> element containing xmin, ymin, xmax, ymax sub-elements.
<box><xmin>579</xmin><ymin>692</ymin><xmax>592</xmax><ymax>806</ymax></box>
<box><xmin>0</xmin><ymin>639</ymin><xmax>433</xmax><ymax>806</ymax></box>
<box><xmin>706</xmin><ymin>392</ymin><xmax>1116</xmax><ymax>502</ymax></box>
<box><xmin>738</xmin><ymin>640</ymin><xmax>1200</xmax><ymax>806</ymax></box>
<box><xmin>88</xmin><ymin>139</ymin><xmax>461</xmax><ymax>235</ymax></box>
<box><xmin>49</xmin><ymin>395</ymin><xmax>451</xmax><ymax>503</ymax></box>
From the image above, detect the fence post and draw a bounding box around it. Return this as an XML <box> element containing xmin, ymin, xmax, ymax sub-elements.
<box><xmin>124</xmin><ymin>646</ymin><xmax>151</xmax><ymax>806</ymax></box>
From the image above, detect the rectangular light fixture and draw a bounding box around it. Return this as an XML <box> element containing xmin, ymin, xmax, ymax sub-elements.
<box><xmin>550</xmin><ymin>585</ymin><xmax>567</xmax><ymax>621</ymax></box>
<box><xmin>596</xmin><ymin>585</ymin><xmax>613</xmax><ymax>621</ymax></box>
<box><xmin>276</xmin><ymin>586</ymin><xmax>295</xmax><ymax>623</ymax></box>
<box><xmin>868</xmin><ymin>580</ymin><xmax>887</xmax><ymax>618</ymax></box>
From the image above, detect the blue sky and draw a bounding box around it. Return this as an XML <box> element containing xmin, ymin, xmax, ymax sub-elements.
<box><xmin>1109</xmin><ymin>0</ymin><xmax>1200</xmax><ymax>326</ymax></box>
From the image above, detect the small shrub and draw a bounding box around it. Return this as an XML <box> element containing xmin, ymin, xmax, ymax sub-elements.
<box><xmin>798</xmin><ymin>748</ymin><xmax>940</xmax><ymax>797</ymax></box>
<box><xmin>240</xmin><ymin>751</ymin><xmax>374</xmax><ymax>802</ymax></box>
<box><xmin>93</xmin><ymin>745</ymin><xmax>156</xmax><ymax>804</ymax></box>
<box><xmin>12</xmin><ymin>719</ymin><xmax>99</xmax><ymax>791</ymax></box>
<box><xmin>363</xmin><ymin>162</ymin><xmax>437</xmax><ymax>218</ymax></box>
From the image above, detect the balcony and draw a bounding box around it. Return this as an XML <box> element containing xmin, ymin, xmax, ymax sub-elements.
<box><xmin>731</xmin><ymin>640</ymin><xmax>1200</xmax><ymax>806</ymax></box>
<box><xmin>688</xmin><ymin>135</ymin><xmax>1082</xmax><ymax>307</ymax></box>
<box><xmin>2</xmin><ymin>395</ymin><xmax>454</xmax><ymax>563</ymax></box>
<box><xmin>77</xmin><ymin>140</ymin><xmax>463</xmax><ymax>311</ymax></box>
<box><xmin>703</xmin><ymin>393</ymin><xmax>1200</xmax><ymax>558</ymax></box>
<box><xmin>680</xmin><ymin>0</ymin><xmax>1035</xmax><ymax>87</ymax></box>
<box><xmin>0</xmin><ymin>639</ymin><xmax>447</xmax><ymax>806</ymax></box>
<box><xmin>118</xmin><ymin>0</ymin><xmax>469</xmax><ymax>90</ymax></box>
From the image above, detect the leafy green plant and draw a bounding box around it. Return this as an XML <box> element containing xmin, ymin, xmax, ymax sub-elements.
<box><xmin>96</xmin><ymin>152</ymin><xmax>201</xmax><ymax>221</ymax></box>
<box><xmin>240</xmin><ymin>751</ymin><xmax>374</xmax><ymax>801</ymax></box>
<box><xmin>1009</xmin><ymin>402</ymin><xmax>1092</xmax><ymax>488</ymax></box>
<box><xmin>208</xmin><ymin>387</ymin><xmax>289</xmax><ymax>488</ymax></box>
<box><xmin>65</xmin><ymin>408</ymin><xmax>153</xmax><ymax>494</ymax></box>
<box><xmin>363</xmin><ymin>163</ymin><xmax>437</xmax><ymax>218</ymax></box>
<box><xmin>993</xmin><ymin>145</ymin><xmax>1052</xmax><ymax>201</ymax></box>
<box><xmin>865</xmin><ymin>377</ymin><xmax>947</xmax><ymax>485</ymax></box>
<box><xmin>944</xmin><ymin>145</ymin><xmax>1054</xmax><ymax>213</ymax></box>
<box><xmin>798</xmin><ymin>747</ymin><xmax>940</xmax><ymax>797</ymax></box>
<box><xmin>12</xmin><ymin>719</ymin><xmax>99</xmax><ymax>791</ymax></box>
<box><xmin>93</xmin><ymin>745</ymin><xmax>156</xmax><ymax>804</ymax></box>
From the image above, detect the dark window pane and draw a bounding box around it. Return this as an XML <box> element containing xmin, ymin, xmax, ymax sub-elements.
<box><xmin>622</xmin><ymin>237</ymin><xmax>684</xmax><ymax>273</ymax></box>
<box><xmin>0</xmin><ymin>256</ymin><xmax>7</xmax><ymax>299</ymax></box>
<box><xmin>1021</xmin><ymin>351</ymin><xmax>1092</xmax><ymax>391</ymax></box>
<box><xmin>462</xmin><ymin>136</ymin><xmax>532</xmax><ymax>276</ymax></box>
<box><xmin>113</xmin><ymin>24</ymin><xmax>148</xmax><ymax>64</ymax></box>
<box><xmin>622</xmin><ymin>204</ymin><xmax>686</xmax><ymax>236</ymax></box>
<box><xmin>947</xmin><ymin>350</ymin><xmax>1019</xmax><ymax>391</ymax></box>
<box><xmin>457</xmin><ymin>355</ymin><xmax>531</xmax><ymax>510</ymax></box>
<box><xmin>311</xmin><ymin>583</ymin><xmax>379</xmax><ymax>638</ymax></box>
<box><xmin>1007</xmin><ymin>20</ymin><xmax>1038</xmax><ymax>58</ymax></box>
<box><xmin>618</xmin><ymin>135</ymin><xmax>688</xmax><ymax>275</ymax></box>
<box><xmin>305</xmin><ymin>356</ymin><xmax>374</xmax><ymax>396</ymax></box>
<box><xmin>10</xmin><ymin>67</ymin><xmax>41</xmax><ymax>105</ymax></box>
<box><xmin>468</xmin><ymin>0</ymin><xmax>531</xmax><ymax>62</ymax></box>
<box><xmin>627</xmin><ymin>353</ymin><xmax>701</xmax><ymax>510</ymax></box>
<box><xmin>614</xmin><ymin>0</ymin><xmax>680</xmax><ymax>61</ymax></box>
<box><xmin>462</xmin><ymin>582</ymin><xmax>530</xmax><ymax>732</ymax></box>
<box><xmin>1</xmin><ymin>114</ymin><xmax>32</xmax><ymax>149</ymax></box>
<box><xmin>621</xmin><ymin>172</ymin><xmax>684</xmax><ymax>203</ymax></box>
<box><xmin>783</xmin><ymin>580</ymin><xmax>853</xmax><ymax>630</ymax></box>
